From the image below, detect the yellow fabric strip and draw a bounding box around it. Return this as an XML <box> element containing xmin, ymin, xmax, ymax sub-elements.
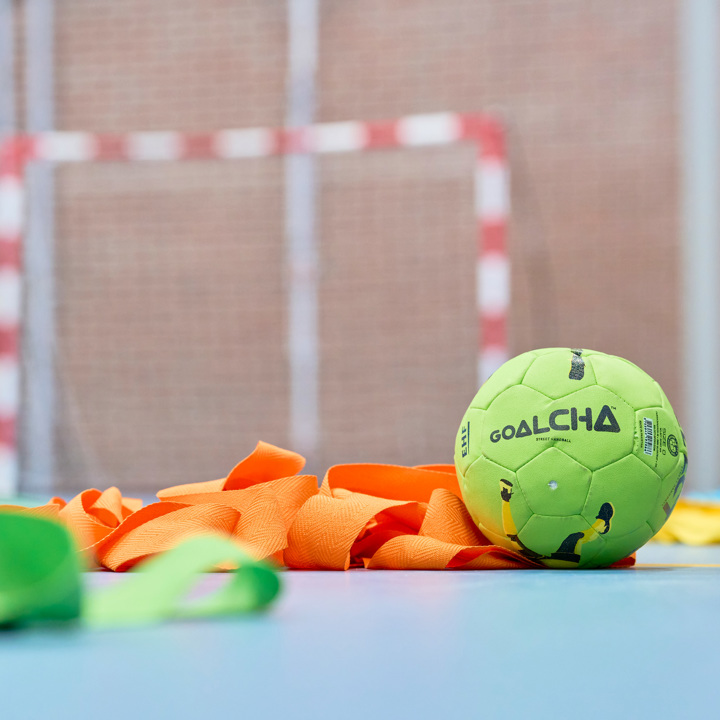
<box><xmin>653</xmin><ymin>498</ymin><xmax>720</xmax><ymax>545</ymax></box>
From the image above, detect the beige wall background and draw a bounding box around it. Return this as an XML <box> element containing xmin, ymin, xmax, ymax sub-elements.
<box><xmin>7</xmin><ymin>1</ymin><xmax>686</xmax><ymax>492</ymax></box>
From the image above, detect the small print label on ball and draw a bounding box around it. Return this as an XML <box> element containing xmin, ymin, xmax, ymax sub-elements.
<box><xmin>569</xmin><ymin>348</ymin><xmax>585</xmax><ymax>380</ymax></box>
<box><xmin>642</xmin><ymin>417</ymin><xmax>654</xmax><ymax>456</ymax></box>
<box><xmin>460</xmin><ymin>421</ymin><xmax>470</xmax><ymax>458</ymax></box>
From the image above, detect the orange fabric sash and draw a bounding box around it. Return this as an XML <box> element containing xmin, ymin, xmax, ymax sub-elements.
<box><xmin>4</xmin><ymin>441</ymin><xmax>635</xmax><ymax>571</ymax></box>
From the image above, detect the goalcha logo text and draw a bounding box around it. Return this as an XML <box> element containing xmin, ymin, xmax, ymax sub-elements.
<box><xmin>489</xmin><ymin>405</ymin><xmax>621</xmax><ymax>443</ymax></box>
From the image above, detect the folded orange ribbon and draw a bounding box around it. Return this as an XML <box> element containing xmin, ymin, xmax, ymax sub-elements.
<box><xmin>3</xmin><ymin>441</ymin><xmax>635</xmax><ymax>571</ymax></box>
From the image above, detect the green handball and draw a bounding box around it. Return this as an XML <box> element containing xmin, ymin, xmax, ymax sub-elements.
<box><xmin>454</xmin><ymin>348</ymin><xmax>688</xmax><ymax>568</ymax></box>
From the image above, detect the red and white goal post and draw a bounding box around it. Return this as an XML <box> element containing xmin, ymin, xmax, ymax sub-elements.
<box><xmin>0</xmin><ymin>112</ymin><xmax>510</xmax><ymax>495</ymax></box>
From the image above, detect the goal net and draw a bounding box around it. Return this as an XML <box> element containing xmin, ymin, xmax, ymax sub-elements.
<box><xmin>0</xmin><ymin>113</ymin><xmax>509</xmax><ymax>494</ymax></box>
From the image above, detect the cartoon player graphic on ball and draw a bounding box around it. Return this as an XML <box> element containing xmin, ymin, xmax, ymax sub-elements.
<box><xmin>499</xmin><ymin>478</ymin><xmax>614</xmax><ymax>566</ymax></box>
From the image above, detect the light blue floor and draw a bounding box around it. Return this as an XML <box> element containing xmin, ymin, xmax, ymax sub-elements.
<box><xmin>2</xmin><ymin>544</ymin><xmax>719</xmax><ymax>720</ymax></box>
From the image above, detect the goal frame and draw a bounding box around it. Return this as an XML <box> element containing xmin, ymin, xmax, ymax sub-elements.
<box><xmin>0</xmin><ymin>111</ymin><xmax>510</xmax><ymax>494</ymax></box>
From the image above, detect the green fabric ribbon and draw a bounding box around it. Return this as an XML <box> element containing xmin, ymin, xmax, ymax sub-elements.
<box><xmin>0</xmin><ymin>512</ymin><xmax>83</xmax><ymax>626</ymax></box>
<box><xmin>0</xmin><ymin>511</ymin><xmax>281</xmax><ymax>628</ymax></box>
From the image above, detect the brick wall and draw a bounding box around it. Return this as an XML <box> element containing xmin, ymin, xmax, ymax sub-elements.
<box><xmin>51</xmin><ymin>1</ymin><xmax>290</xmax><ymax>489</ymax></box>
<box><xmin>319</xmin><ymin>0</ymin><xmax>680</xmax><ymax>389</ymax></box>
<box><xmin>316</xmin><ymin>0</ymin><xmax>681</xmax><ymax>468</ymax></box>
<box><xmin>7</xmin><ymin>0</ymin><xmax>684</xmax><ymax>490</ymax></box>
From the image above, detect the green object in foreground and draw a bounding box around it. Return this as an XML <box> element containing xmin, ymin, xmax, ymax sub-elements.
<box><xmin>0</xmin><ymin>511</ymin><xmax>83</xmax><ymax>626</ymax></box>
<box><xmin>0</xmin><ymin>511</ymin><xmax>281</xmax><ymax>628</ymax></box>
<box><xmin>86</xmin><ymin>534</ymin><xmax>282</xmax><ymax>627</ymax></box>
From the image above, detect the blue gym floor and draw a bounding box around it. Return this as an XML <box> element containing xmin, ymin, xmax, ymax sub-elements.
<box><xmin>1</xmin><ymin>542</ymin><xmax>718</xmax><ymax>720</ymax></box>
